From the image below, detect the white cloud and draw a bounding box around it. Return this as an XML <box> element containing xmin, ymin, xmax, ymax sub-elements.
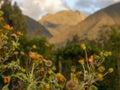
<box><xmin>13</xmin><ymin>0</ymin><xmax>120</xmax><ymax>20</ymax></box>
<box><xmin>63</xmin><ymin>0</ymin><xmax>120</xmax><ymax>15</ymax></box>
<box><xmin>13</xmin><ymin>0</ymin><xmax>68</xmax><ymax>20</ymax></box>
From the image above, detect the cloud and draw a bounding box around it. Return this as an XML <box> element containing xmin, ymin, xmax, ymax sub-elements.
<box><xmin>13</xmin><ymin>0</ymin><xmax>68</xmax><ymax>20</ymax></box>
<box><xmin>13</xmin><ymin>0</ymin><xmax>120</xmax><ymax>20</ymax></box>
<box><xmin>69</xmin><ymin>0</ymin><xmax>120</xmax><ymax>15</ymax></box>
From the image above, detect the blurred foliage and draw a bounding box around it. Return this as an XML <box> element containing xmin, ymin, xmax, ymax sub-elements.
<box><xmin>55</xmin><ymin>42</ymin><xmax>101</xmax><ymax>78</ymax></box>
<box><xmin>96</xmin><ymin>25</ymin><xmax>120</xmax><ymax>90</ymax></box>
<box><xmin>1</xmin><ymin>0</ymin><xmax>27</xmax><ymax>34</ymax></box>
<box><xmin>18</xmin><ymin>37</ymin><xmax>56</xmax><ymax>63</ymax></box>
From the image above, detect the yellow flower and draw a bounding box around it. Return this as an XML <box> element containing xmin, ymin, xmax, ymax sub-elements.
<box><xmin>32</xmin><ymin>45</ymin><xmax>37</xmax><ymax>49</ymax></box>
<box><xmin>0</xmin><ymin>34</ymin><xmax>8</xmax><ymax>40</ymax></box>
<box><xmin>73</xmin><ymin>77</ymin><xmax>78</xmax><ymax>82</ymax></box>
<box><xmin>108</xmin><ymin>51</ymin><xmax>112</xmax><ymax>56</ymax></box>
<box><xmin>88</xmin><ymin>55</ymin><xmax>94</xmax><ymax>63</ymax></box>
<box><xmin>108</xmin><ymin>68</ymin><xmax>114</xmax><ymax>73</ymax></box>
<box><xmin>44</xmin><ymin>60</ymin><xmax>52</xmax><ymax>67</ymax></box>
<box><xmin>98</xmin><ymin>73</ymin><xmax>103</xmax><ymax>81</ymax></box>
<box><xmin>48</xmin><ymin>69</ymin><xmax>53</xmax><ymax>75</ymax></box>
<box><xmin>70</xmin><ymin>73</ymin><xmax>74</xmax><ymax>77</ymax></box>
<box><xmin>4</xmin><ymin>76</ymin><xmax>11</xmax><ymax>83</ymax></box>
<box><xmin>78</xmin><ymin>59</ymin><xmax>84</xmax><ymax>65</ymax></box>
<box><xmin>13</xmin><ymin>51</ymin><xmax>19</xmax><ymax>55</ymax></box>
<box><xmin>20</xmin><ymin>51</ymin><xmax>25</xmax><ymax>56</ymax></box>
<box><xmin>4</xmin><ymin>24</ymin><xmax>13</xmax><ymax>31</ymax></box>
<box><xmin>29</xmin><ymin>52</ymin><xmax>42</xmax><ymax>60</ymax></box>
<box><xmin>98</xmin><ymin>66</ymin><xmax>105</xmax><ymax>72</ymax></box>
<box><xmin>80</xmin><ymin>43</ymin><xmax>86</xmax><ymax>50</ymax></box>
<box><xmin>56</xmin><ymin>73</ymin><xmax>64</xmax><ymax>79</ymax></box>
<box><xmin>45</xmin><ymin>84</ymin><xmax>50</xmax><ymax>90</ymax></box>
<box><xmin>71</xmin><ymin>66</ymin><xmax>76</xmax><ymax>72</ymax></box>
<box><xmin>103</xmin><ymin>51</ymin><xmax>112</xmax><ymax>57</ymax></box>
<box><xmin>56</xmin><ymin>73</ymin><xmax>67</xmax><ymax>82</ymax></box>
<box><xmin>60</xmin><ymin>77</ymin><xmax>67</xmax><ymax>82</ymax></box>
<box><xmin>51</xmin><ymin>66</ymin><xmax>56</xmax><ymax>71</ymax></box>
<box><xmin>17</xmin><ymin>31</ymin><xmax>23</xmax><ymax>36</ymax></box>
<box><xmin>0</xmin><ymin>17</ymin><xmax>5</xmax><ymax>22</ymax></box>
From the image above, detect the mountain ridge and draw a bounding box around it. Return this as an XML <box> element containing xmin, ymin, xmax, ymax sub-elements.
<box><xmin>25</xmin><ymin>16</ymin><xmax>52</xmax><ymax>39</ymax></box>
<box><xmin>49</xmin><ymin>2</ymin><xmax>120</xmax><ymax>46</ymax></box>
<box><xmin>39</xmin><ymin>10</ymin><xmax>86</xmax><ymax>36</ymax></box>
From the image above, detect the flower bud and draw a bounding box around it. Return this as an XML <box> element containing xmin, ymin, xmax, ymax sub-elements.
<box><xmin>108</xmin><ymin>68</ymin><xmax>114</xmax><ymax>73</ymax></box>
<box><xmin>80</xmin><ymin>43</ymin><xmax>86</xmax><ymax>50</ymax></box>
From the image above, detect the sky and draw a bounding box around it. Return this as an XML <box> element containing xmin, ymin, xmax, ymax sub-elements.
<box><xmin>12</xmin><ymin>0</ymin><xmax>120</xmax><ymax>20</ymax></box>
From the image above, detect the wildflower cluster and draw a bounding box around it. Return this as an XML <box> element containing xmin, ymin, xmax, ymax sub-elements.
<box><xmin>0</xmin><ymin>10</ymin><xmax>67</xmax><ymax>90</ymax></box>
<box><xmin>66</xmin><ymin>43</ymin><xmax>114</xmax><ymax>90</ymax></box>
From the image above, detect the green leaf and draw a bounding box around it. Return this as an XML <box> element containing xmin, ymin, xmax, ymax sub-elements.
<box><xmin>90</xmin><ymin>85</ymin><xmax>98</xmax><ymax>90</ymax></box>
<box><xmin>2</xmin><ymin>84</ymin><xmax>9</xmax><ymax>90</ymax></box>
<box><xmin>12</xmin><ymin>73</ymin><xmax>28</xmax><ymax>82</ymax></box>
<box><xmin>0</xmin><ymin>11</ymin><xmax>4</xmax><ymax>16</ymax></box>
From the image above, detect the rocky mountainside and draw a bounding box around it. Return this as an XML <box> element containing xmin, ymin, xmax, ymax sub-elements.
<box><xmin>25</xmin><ymin>16</ymin><xmax>52</xmax><ymax>39</ymax></box>
<box><xmin>49</xmin><ymin>2</ymin><xmax>120</xmax><ymax>46</ymax></box>
<box><xmin>39</xmin><ymin>10</ymin><xmax>86</xmax><ymax>36</ymax></box>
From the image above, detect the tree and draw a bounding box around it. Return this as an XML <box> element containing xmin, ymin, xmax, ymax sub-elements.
<box><xmin>108</xmin><ymin>27</ymin><xmax>120</xmax><ymax>89</ymax></box>
<box><xmin>98</xmin><ymin>25</ymin><xmax>120</xmax><ymax>90</ymax></box>
<box><xmin>1</xmin><ymin>0</ymin><xmax>27</xmax><ymax>34</ymax></box>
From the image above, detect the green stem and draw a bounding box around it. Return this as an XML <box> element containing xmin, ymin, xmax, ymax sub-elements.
<box><xmin>82</xmin><ymin>64</ymin><xmax>86</xmax><ymax>80</ymax></box>
<box><xmin>2</xmin><ymin>38</ymin><xmax>19</xmax><ymax>64</ymax></box>
<box><xmin>98</xmin><ymin>57</ymin><xmax>105</xmax><ymax>66</ymax></box>
<box><xmin>30</xmin><ymin>63</ymin><xmax>35</xmax><ymax>80</ymax></box>
<box><xmin>84</xmin><ymin>49</ymin><xmax>90</xmax><ymax>74</ymax></box>
<box><xmin>103</xmin><ymin>72</ymin><xmax>108</xmax><ymax>77</ymax></box>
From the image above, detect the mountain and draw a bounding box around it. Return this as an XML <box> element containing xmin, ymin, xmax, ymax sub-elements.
<box><xmin>25</xmin><ymin>16</ymin><xmax>52</xmax><ymax>39</ymax></box>
<box><xmin>49</xmin><ymin>3</ymin><xmax>120</xmax><ymax>46</ymax></box>
<box><xmin>39</xmin><ymin>10</ymin><xmax>86</xmax><ymax>36</ymax></box>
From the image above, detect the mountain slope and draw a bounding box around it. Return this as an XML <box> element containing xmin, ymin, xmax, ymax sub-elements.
<box><xmin>25</xmin><ymin>16</ymin><xmax>52</xmax><ymax>39</ymax></box>
<box><xmin>39</xmin><ymin>10</ymin><xmax>86</xmax><ymax>36</ymax></box>
<box><xmin>49</xmin><ymin>3</ymin><xmax>120</xmax><ymax>46</ymax></box>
